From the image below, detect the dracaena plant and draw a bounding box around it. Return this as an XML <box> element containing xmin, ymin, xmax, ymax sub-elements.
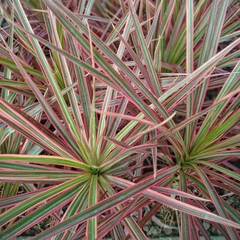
<box><xmin>0</xmin><ymin>0</ymin><xmax>239</xmax><ymax>239</ymax></box>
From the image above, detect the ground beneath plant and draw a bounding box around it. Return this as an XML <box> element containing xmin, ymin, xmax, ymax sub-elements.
<box><xmin>142</xmin><ymin>194</ymin><xmax>240</xmax><ymax>239</ymax></box>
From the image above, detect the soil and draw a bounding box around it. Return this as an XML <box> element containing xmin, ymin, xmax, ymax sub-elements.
<box><xmin>142</xmin><ymin>194</ymin><xmax>240</xmax><ymax>239</ymax></box>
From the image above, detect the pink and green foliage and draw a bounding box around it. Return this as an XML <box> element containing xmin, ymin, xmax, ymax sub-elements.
<box><xmin>0</xmin><ymin>0</ymin><xmax>239</xmax><ymax>239</ymax></box>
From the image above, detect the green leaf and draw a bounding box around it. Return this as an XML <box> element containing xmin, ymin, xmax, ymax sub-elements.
<box><xmin>0</xmin><ymin>174</ymin><xmax>90</xmax><ymax>229</ymax></box>
<box><xmin>0</xmin><ymin>181</ymin><xmax>87</xmax><ymax>239</ymax></box>
<box><xmin>87</xmin><ymin>175</ymin><xmax>98</xmax><ymax>240</ymax></box>
<box><xmin>192</xmin><ymin>165</ymin><xmax>239</xmax><ymax>239</ymax></box>
<box><xmin>0</xmin><ymin>155</ymin><xmax>90</xmax><ymax>171</ymax></box>
<box><xmin>32</xmin><ymin>166</ymin><xmax>179</xmax><ymax>239</ymax></box>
